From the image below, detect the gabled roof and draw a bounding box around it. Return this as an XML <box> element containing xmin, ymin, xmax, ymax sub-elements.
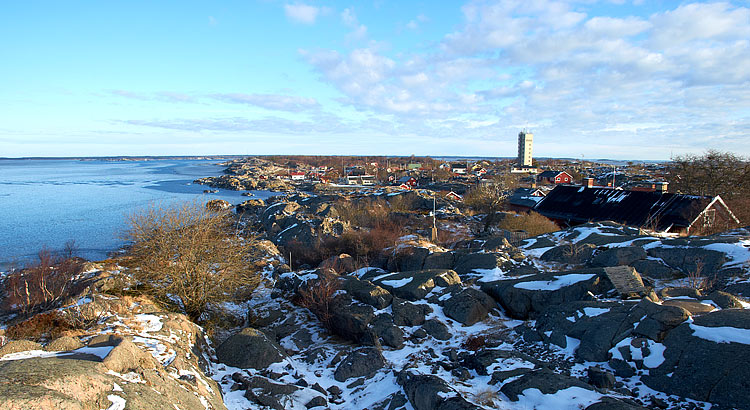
<box><xmin>537</xmin><ymin>170</ymin><xmax>569</xmax><ymax>179</ymax></box>
<box><xmin>534</xmin><ymin>185</ymin><xmax>725</xmax><ymax>231</ymax></box>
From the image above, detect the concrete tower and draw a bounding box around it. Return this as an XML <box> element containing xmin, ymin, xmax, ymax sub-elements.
<box><xmin>517</xmin><ymin>130</ymin><xmax>533</xmax><ymax>167</ymax></box>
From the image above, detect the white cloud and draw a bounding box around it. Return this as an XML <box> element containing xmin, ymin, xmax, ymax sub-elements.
<box><xmin>340</xmin><ymin>8</ymin><xmax>367</xmax><ymax>41</ymax></box>
<box><xmin>300</xmin><ymin>0</ymin><xmax>750</xmax><ymax>158</ymax></box>
<box><xmin>211</xmin><ymin>93</ymin><xmax>319</xmax><ymax>112</ymax></box>
<box><xmin>284</xmin><ymin>3</ymin><xmax>322</xmax><ymax>24</ymax></box>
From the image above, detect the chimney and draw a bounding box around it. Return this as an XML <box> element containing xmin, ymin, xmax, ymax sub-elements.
<box><xmin>583</xmin><ymin>177</ymin><xmax>594</xmax><ymax>188</ymax></box>
<box><xmin>655</xmin><ymin>181</ymin><xmax>668</xmax><ymax>193</ymax></box>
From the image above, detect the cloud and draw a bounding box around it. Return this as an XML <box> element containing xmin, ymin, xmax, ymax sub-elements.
<box><xmin>406</xmin><ymin>14</ymin><xmax>429</xmax><ymax>30</ymax></box>
<box><xmin>297</xmin><ymin>0</ymin><xmax>750</xmax><ymax>158</ymax></box>
<box><xmin>284</xmin><ymin>3</ymin><xmax>323</xmax><ymax>24</ymax></box>
<box><xmin>211</xmin><ymin>93</ymin><xmax>319</xmax><ymax>112</ymax></box>
<box><xmin>340</xmin><ymin>8</ymin><xmax>367</xmax><ymax>41</ymax></box>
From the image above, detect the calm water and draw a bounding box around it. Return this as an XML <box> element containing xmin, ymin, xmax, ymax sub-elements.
<box><xmin>0</xmin><ymin>158</ymin><xmax>273</xmax><ymax>270</ymax></box>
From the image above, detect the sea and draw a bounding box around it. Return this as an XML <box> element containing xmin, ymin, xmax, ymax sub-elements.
<box><xmin>0</xmin><ymin>158</ymin><xmax>274</xmax><ymax>270</ymax></box>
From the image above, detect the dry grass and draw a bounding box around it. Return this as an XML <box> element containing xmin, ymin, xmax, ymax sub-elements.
<box><xmin>5</xmin><ymin>311</ymin><xmax>75</xmax><ymax>342</ymax></box>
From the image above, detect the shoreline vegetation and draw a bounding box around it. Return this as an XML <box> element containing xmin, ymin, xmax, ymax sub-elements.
<box><xmin>1</xmin><ymin>152</ymin><xmax>749</xmax><ymax>410</ymax></box>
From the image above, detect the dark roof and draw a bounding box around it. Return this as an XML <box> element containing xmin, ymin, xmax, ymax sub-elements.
<box><xmin>534</xmin><ymin>185</ymin><xmax>716</xmax><ymax>231</ymax></box>
<box><xmin>507</xmin><ymin>187</ymin><xmax>546</xmax><ymax>208</ymax></box>
<box><xmin>537</xmin><ymin>170</ymin><xmax>569</xmax><ymax>179</ymax></box>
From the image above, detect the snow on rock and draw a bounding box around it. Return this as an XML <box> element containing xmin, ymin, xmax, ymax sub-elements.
<box><xmin>514</xmin><ymin>273</ymin><xmax>596</xmax><ymax>291</ymax></box>
<box><xmin>101</xmin><ymin>394</ymin><xmax>126</xmax><ymax>410</ymax></box>
<box><xmin>689</xmin><ymin>324</ymin><xmax>750</xmax><ymax>345</ymax></box>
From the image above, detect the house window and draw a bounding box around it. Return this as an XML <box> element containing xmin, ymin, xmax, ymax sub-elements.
<box><xmin>703</xmin><ymin>209</ymin><xmax>716</xmax><ymax>226</ymax></box>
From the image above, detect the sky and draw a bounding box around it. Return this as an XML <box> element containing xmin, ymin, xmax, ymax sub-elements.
<box><xmin>1</xmin><ymin>0</ymin><xmax>749</xmax><ymax>160</ymax></box>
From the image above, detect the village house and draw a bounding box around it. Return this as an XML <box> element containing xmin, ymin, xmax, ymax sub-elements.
<box><xmin>289</xmin><ymin>171</ymin><xmax>306</xmax><ymax>181</ymax></box>
<box><xmin>533</xmin><ymin>185</ymin><xmax>740</xmax><ymax>235</ymax></box>
<box><xmin>537</xmin><ymin>170</ymin><xmax>573</xmax><ymax>185</ymax></box>
<box><xmin>396</xmin><ymin>175</ymin><xmax>418</xmax><ymax>188</ymax></box>
<box><xmin>451</xmin><ymin>163</ymin><xmax>468</xmax><ymax>175</ymax></box>
<box><xmin>507</xmin><ymin>187</ymin><xmax>547</xmax><ymax>213</ymax></box>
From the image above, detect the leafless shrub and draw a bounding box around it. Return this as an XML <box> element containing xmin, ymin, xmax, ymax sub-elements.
<box><xmin>686</xmin><ymin>260</ymin><xmax>716</xmax><ymax>291</ymax></box>
<box><xmin>121</xmin><ymin>202</ymin><xmax>263</xmax><ymax>322</ymax></box>
<box><xmin>294</xmin><ymin>272</ymin><xmax>340</xmax><ymax>331</ymax></box>
<box><xmin>2</xmin><ymin>244</ymin><xmax>85</xmax><ymax>317</ymax></box>
<box><xmin>462</xmin><ymin>335</ymin><xmax>486</xmax><ymax>351</ymax></box>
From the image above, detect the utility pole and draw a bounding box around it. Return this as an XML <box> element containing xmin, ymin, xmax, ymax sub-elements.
<box><xmin>431</xmin><ymin>191</ymin><xmax>438</xmax><ymax>242</ymax></box>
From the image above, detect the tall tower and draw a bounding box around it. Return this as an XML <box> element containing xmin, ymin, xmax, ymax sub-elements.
<box><xmin>517</xmin><ymin>130</ymin><xmax>533</xmax><ymax>167</ymax></box>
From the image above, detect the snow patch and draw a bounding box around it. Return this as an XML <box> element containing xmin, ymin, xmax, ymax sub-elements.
<box><xmin>514</xmin><ymin>274</ymin><xmax>596</xmax><ymax>291</ymax></box>
<box><xmin>689</xmin><ymin>324</ymin><xmax>750</xmax><ymax>345</ymax></box>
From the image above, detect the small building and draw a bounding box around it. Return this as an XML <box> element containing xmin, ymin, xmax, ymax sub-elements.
<box><xmin>537</xmin><ymin>170</ymin><xmax>573</xmax><ymax>185</ymax></box>
<box><xmin>445</xmin><ymin>191</ymin><xmax>463</xmax><ymax>201</ymax></box>
<box><xmin>290</xmin><ymin>171</ymin><xmax>306</xmax><ymax>181</ymax></box>
<box><xmin>507</xmin><ymin>187</ymin><xmax>546</xmax><ymax>213</ymax></box>
<box><xmin>396</xmin><ymin>176</ymin><xmax>418</xmax><ymax>188</ymax></box>
<box><xmin>451</xmin><ymin>163</ymin><xmax>468</xmax><ymax>175</ymax></box>
<box><xmin>534</xmin><ymin>185</ymin><xmax>740</xmax><ymax>235</ymax></box>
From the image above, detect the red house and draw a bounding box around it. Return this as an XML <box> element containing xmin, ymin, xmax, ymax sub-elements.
<box><xmin>537</xmin><ymin>171</ymin><xmax>573</xmax><ymax>185</ymax></box>
<box><xmin>396</xmin><ymin>176</ymin><xmax>418</xmax><ymax>188</ymax></box>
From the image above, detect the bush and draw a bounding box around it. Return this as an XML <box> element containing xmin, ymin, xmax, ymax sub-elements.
<box><xmin>496</xmin><ymin>211</ymin><xmax>559</xmax><ymax>236</ymax></box>
<box><xmin>121</xmin><ymin>202</ymin><xmax>262</xmax><ymax>322</ymax></box>
<box><xmin>2</xmin><ymin>244</ymin><xmax>85</xmax><ymax>317</ymax></box>
<box><xmin>284</xmin><ymin>219</ymin><xmax>407</xmax><ymax>268</ymax></box>
<box><xmin>294</xmin><ymin>272</ymin><xmax>340</xmax><ymax>331</ymax></box>
<box><xmin>334</xmin><ymin>198</ymin><xmax>391</xmax><ymax>228</ymax></box>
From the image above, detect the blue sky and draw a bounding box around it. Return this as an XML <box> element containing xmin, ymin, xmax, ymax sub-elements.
<box><xmin>1</xmin><ymin>1</ymin><xmax>748</xmax><ymax>160</ymax></box>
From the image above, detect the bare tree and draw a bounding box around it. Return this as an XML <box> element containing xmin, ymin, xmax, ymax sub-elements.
<box><xmin>122</xmin><ymin>202</ymin><xmax>261</xmax><ymax>322</ymax></box>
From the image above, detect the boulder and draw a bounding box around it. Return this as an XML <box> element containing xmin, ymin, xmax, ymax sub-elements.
<box><xmin>387</xmin><ymin>247</ymin><xmax>430</xmax><ymax>272</ymax></box>
<box><xmin>328</xmin><ymin>296</ymin><xmax>378</xmax><ymax>345</ymax></box>
<box><xmin>540</xmin><ymin>243</ymin><xmax>596</xmax><ymax>265</ymax></box>
<box><xmin>235</xmin><ymin>198</ymin><xmax>266</xmax><ymax>215</ymax></box>
<box><xmin>423</xmin><ymin>252</ymin><xmax>455</xmax><ymax>270</ymax></box>
<box><xmin>397</xmin><ymin>370</ymin><xmax>480</xmax><ymax>410</ymax></box>
<box><xmin>442</xmin><ymin>288</ymin><xmax>497</xmax><ymax>325</ymax></box>
<box><xmin>373</xmin><ymin>270</ymin><xmax>461</xmax><ymax>301</ymax></box>
<box><xmin>0</xmin><ymin>340</ymin><xmax>43</xmax><ymax>358</ymax></box>
<box><xmin>661</xmin><ymin>299</ymin><xmax>715</xmax><ymax>316</ymax></box>
<box><xmin>216</xmin><ymin>327</ymin><xmax>285</xmax><ymax>370</ymax></box>
<box><xmin>45</xmin><ymin>336</ymin><xmax>84</xmax><ymax>352</ymax></box>
<box><xmin>629</xmin><ymin>259</ymin><xmax>680</xmax><ymax>280</ymax></box>
<box><xmin>371</xmin><ymin>314</ymin><xmax>405</xmax><ymax>349</ymax></box>
<box><xmin>340</xmin><ymin>277</ymin><xmax>393</xmax><ymax>309</ymax></box>
<box><xmin>659</xmin><ymin>287</ymin><xmax>702</xmax><ymax>299</ymax></box>
<box><xmin>534</xmin><ymin>301</ymin><xmax>634</xmax><ymax>362</ymax></box>
<box><xmin>453</xmin><ymin>252</ymin><xmax>504</xmax><ymax>275</ymax></box>
<box><xmin>642</xmin><ymin>309</ymin><xmax>750</xmax><ymax>409</ymax></box>
<box><xmin>500</xmin><ymin>369</ymin><xmax>594</xmax><ymax>401</ymax></box>
<box><xmin>333</xmin><ymin>347</ymin><xmax>386</xmax><ymax>382</ymax></box>
<box><xmin>318</xmin><ymin>254</ymin><xmax>356</xmax><ymax>275</ymax></box>
<box><xmin>422</xmin><ymin>319</ymin><xmax>452</xmax><ymax>341</ymax></box>
<box><xmin>480</xmin><ymin>269</ymin><xmax>612</xmax><ymax>319</ymax></box>
<box><xmin>707</xmin><ymin>290</ymin><xmax>744</xmax><ymax>309</ymax></box>
<box><xmin>630</xmin><ymin>299</ymin><xmax>691</xmax><ymax>342</ymax></box>
<box><xmin>586</xmin><ymin>367</ymin><xmax>615</xmax><ymax>389</ymax></box>
<box><xmin>392</xmin><ymin>298</ymin><xmax>433</xmax><ymax>327</ymax></box>
<box><xmin>589</xmin><ymin>246</ymin><xmax>646</xmax><ymax>267</ymax></box>
<box><xmin>647</xmin><ymin>247</ymin><xmax>726</xmax><ymax>276</ymax></box>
